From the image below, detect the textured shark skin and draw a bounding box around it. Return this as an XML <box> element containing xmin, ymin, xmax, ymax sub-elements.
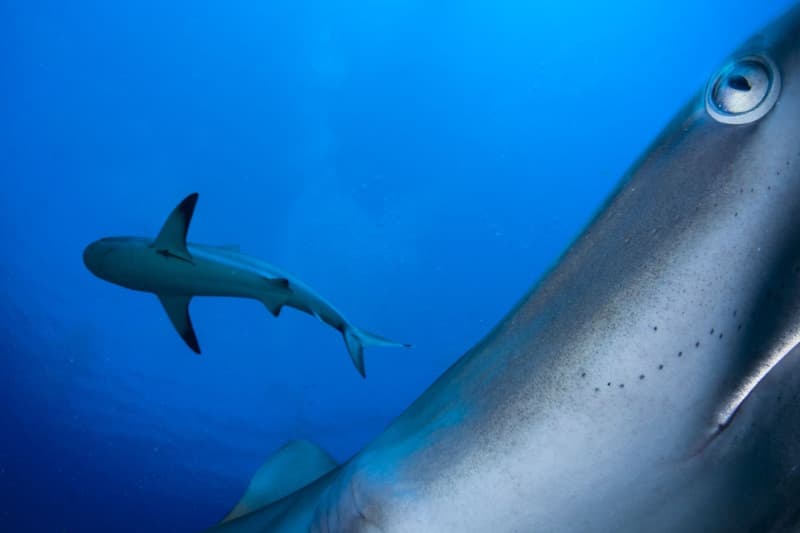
<box><xmin>212</xmin><ymin>5</ymin><xmax>800</xmax><ymax>532</ymax></box>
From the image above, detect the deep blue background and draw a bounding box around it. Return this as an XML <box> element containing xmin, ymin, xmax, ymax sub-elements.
<box><xmin>1</xmin><ymin>1</ymin><xmax>796</xmax><ymax>531</ymax></box>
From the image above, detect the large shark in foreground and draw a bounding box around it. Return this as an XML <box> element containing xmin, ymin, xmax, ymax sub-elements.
<box><xmin>83</xmin><ymin>193</ymin><xmax>409</xmax><ymax>377</ymax></box>
<box><xmin>208</xmin><ymin>4</ymin><xmax>800</xmax><ymax>533</ymax></box>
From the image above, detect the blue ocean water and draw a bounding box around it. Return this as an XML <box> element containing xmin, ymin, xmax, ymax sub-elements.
<box><xmin>1</xmin><ymin>1</ymin><xmax>796</xmax><ymax>531</ymax></box>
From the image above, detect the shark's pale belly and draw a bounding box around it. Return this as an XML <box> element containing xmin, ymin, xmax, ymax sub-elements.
<box><xmin>206</xmin><ymin>5</ymin><xmax>800</xmax><ymax>533</ymax></box>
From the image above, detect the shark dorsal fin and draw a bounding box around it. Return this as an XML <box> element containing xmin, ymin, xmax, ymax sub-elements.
<box><xmin>222</xmin><ymin>440</ymin><xmax>337</xmax><ymax>522</ymax></box>
<box><xmin>152</xmin><ymin>193</ymin><xmax>198</xmax><ymax>263</ymax></box>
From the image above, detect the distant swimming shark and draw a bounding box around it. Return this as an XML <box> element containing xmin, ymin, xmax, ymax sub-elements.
<box><xmin>206</xmin><ymin>4</ymin><xmax>800</xmax><ymax>532</ymax></box>
<box><xmin>82</xmin><ymin>193</ymin><xmax>409</xmax><ymax>377</ymax></box>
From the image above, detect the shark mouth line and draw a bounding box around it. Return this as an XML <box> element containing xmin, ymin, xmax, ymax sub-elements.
<box><xmin>695</xmin><ymin>336</ymin><xmax>800</xmax><ymax>455</ymax></box>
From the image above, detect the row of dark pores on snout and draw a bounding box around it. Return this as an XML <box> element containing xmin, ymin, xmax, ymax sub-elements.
<box><xmin>582</xmin><ymin>158</ymin><xmax>797</xmax><ymax>394</ymax></box>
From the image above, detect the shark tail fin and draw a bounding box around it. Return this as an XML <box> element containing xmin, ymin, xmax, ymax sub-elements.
<box><xmin>343</xmin><ymin>326</ymin><xmax>411</xmax><ymax>379</ymax></box>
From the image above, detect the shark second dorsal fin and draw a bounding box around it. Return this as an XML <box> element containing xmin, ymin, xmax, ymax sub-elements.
<box><xmin>158</xmin><ymin>294</ymin><xmax>201</xmax><ymax>354</ymax></box>
<box><xmin>152</xmin><ymin>193</ymin><xmax>198</xmax><ymax>263</ymax></box>
<box><xmin>222</xmin><ymin>440</ymin><xmax>338</xmax><ymax>523</ymax></box>
<box><xmin>213</xmin><ymin>244</ymin><xmax>241</xmax><ymax>253</ymax></box>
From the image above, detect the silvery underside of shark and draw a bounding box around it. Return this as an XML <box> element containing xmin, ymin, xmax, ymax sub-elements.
<box><xmin>200</xmin><ymin>4</ymin><xmax>800</xmax><ymax>533</ymax></box>
<box><xmin>83</xmin><ymin>194</ymin><xmax>410</xmax><ymax>378</ymax></box>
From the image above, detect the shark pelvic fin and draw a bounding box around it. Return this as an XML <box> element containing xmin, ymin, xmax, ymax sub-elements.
<box><xmin>152</xmin><ymin>193</ymin><xmax>198</xmax><ymax>263</ymax></box>
<box><xmin>260</xmin><ymin>276</ymin><xmax>291</xmax><ymax>317</ymax></box>
<box><xmin>158</xmin><ymin>294</ymin><xmax>201</xmax><ymax>354</ymax></box>
<box><xmin>222</xmin><ymin>439</ymin><xmax>338</xmax><ymax>523</ymax></box>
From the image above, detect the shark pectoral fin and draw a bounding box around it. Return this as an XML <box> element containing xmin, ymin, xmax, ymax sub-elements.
<box><xmin>152</xmin><ymin>193</ymin><xmax>198</xmax><ymax>263</ymax></box>
<box><xmin>157</xmin><ymin>294</ymin><xmax>201</xmax><ymax>354</ymax></box>
<box><xmin>221</xmin><ymin>439</ymin><xmax>338</xmax><ymax>523</ymax></box>
<box><xmin>260</xmin><ymin>277</ymin><xmax>291</xmax><ymax>317</ymax></box>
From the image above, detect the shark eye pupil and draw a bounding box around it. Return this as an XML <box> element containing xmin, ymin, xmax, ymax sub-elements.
<box><xmin>727</xmin><ymin>75</ymin><xmax>751</xmax><ymax>92</ymax></box>
<box><xmin>712</xmin><ymin>61</ymin><xmax>768</xmax><ymax>114</ymax></box>
<box><xmin>705</xmin><ymin>55</ymin><xmax>781</xmax><ymax>125</ymax></box>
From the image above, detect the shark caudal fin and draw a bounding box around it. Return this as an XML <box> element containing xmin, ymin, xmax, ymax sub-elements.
<box><xmin>343</xmin><ymin>326</ymin><xmax>411</xmax><ymax>378</ymax></box>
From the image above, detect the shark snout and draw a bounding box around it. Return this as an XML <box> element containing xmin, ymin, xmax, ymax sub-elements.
<box><xmin>83</xmin><ymin>239</ymin><xmax>112</xmax><ymax>277</ymax></box>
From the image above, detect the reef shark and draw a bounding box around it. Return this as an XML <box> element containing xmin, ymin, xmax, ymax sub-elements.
<box><xmin>206</xmin><ymin>4</ymin><xmax>800</xmax><ymax>532</ymax></box>
<box><xmin>83</xmin><ymin>193</ymin><xmax>409</xmax><ymax>377</ymax></box>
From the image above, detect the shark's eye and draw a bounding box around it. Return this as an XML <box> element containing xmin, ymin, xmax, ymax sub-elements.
<box><xmin>705</xmin><ymin>55</ymin><xmax>781</xmax><ymax>125</ymax></box>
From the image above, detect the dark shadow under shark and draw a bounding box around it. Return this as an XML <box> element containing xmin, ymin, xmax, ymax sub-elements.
<box><xmin>207</xmin><ymin>4</ymin><xmax>800</xmax><ymax>532</ymax></box>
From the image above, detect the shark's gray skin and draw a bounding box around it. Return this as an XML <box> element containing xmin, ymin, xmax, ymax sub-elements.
<box><xmin>83</xmin><ymin>194</ymin><xmax>409</xmax><ymax>377</ymax></box>
<box><xmin>207</xmin><ymin>4</ymin><xmax>800</xmax><ymax>533</ymax></box>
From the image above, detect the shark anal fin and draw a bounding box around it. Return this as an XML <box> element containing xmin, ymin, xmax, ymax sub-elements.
<box><xmin>152</xmin><ymin>193</ymin><xmax>198</xmax><ymax>263</ymax></box>
<box><xmin>157</xmin><ymin>294</ymin><xmax>201</xmax><ymax>354</ymax></box>
<box><xmin>261</xmin><ymin>277</ymin><xmax>291</xmax><ymax>317</ymax></box>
